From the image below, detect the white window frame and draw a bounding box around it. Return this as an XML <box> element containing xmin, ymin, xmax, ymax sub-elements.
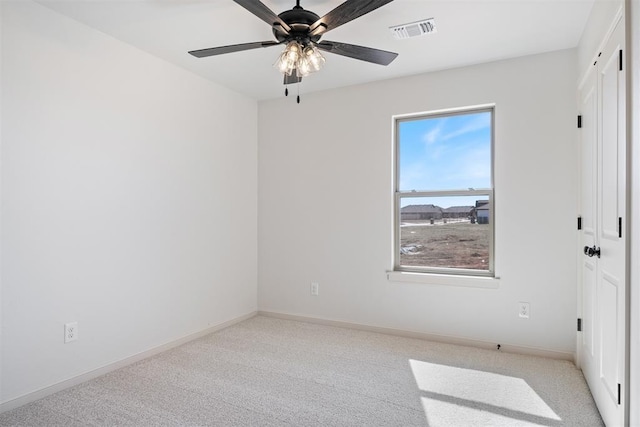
<box><xmin>393</xmin><ymin>105</ymin><xmax>495</xmax><ymax>278</ymax></box>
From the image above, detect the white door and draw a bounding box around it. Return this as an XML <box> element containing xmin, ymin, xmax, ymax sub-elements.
<box><xmin>579</xmin><ymin>17</ymin><xmax>626</xmax><ymax>427</ymax></box>
<box><xmin>579</xmin><ymin>65</ymin><xmax>598</xmax><ymax>391</ymax></box>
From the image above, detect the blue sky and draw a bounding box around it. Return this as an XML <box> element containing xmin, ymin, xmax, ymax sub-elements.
<box><xmin>398</xmin><ymin>110</ymin><xmax>492</xmax><ymax>208</ymax></box>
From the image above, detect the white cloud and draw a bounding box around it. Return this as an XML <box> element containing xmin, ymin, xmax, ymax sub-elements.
<box><xmin>441</xmin><ymin>114</ymin><xmax>491</xmax><ymax>142</ymax></box>
<box><xmin>422</xmin><ymin>121</ymin><xmax>445</xmax><ymax>145</ymax></box>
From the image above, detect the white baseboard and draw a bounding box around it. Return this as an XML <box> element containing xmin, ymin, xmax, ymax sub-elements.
<box><xmin>258</xmin><ymin>310</ymin><xmax>575</xmax><ymax>362</ymax></box>
<box><xmin>0</xmin><ymin>311</ymin><xmax>257</xmax><ymax>414</ymax></box>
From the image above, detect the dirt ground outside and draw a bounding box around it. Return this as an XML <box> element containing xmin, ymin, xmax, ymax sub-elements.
<box><xmin>400</xmin><ymin>220</ymin><xmax>490</xmax><ymax>270</ymax></box>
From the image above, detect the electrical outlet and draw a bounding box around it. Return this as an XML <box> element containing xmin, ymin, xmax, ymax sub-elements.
<box><xmin>311</xmin><ymin>282</ymin><xmax>319</xmax><ymax>296</ymax></box>
<box><xmin>518</xmin><ymin>302</ymin><xmax>530</xmax><ymax>319</ymax></box>
<box><xmin>64</xmin><ymin>322</ymin><xmax>78</xmax><ymax>343</ymax></box>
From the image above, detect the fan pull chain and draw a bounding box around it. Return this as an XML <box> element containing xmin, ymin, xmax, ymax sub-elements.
<box><xmin>283</xmin><ymin>83</ymin><xmax>301</xmax><ymax>103</ymax></box>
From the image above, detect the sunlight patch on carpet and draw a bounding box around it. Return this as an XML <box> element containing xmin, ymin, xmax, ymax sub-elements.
<box><xmin>410</xmin><ymin>359</ymin><xmax>561</xmax><ymax>426</ymax></box>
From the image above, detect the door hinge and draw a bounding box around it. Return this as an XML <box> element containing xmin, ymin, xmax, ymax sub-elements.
<box><xmin>577</xmin><ymin>115</ymin><xmax>582</xmax><ymax>128</ymax></box>
<box><xmin>577</xmin><ymin>318</ymin><xmax>582</xmax><ymax>332</ymax></box>
<box><xmin>618</xmin><ymin>383</ymin><xmax>621</xmax><ymax>405</ymax></box>
<box><xmin>619</xmin><ymin>50</ymin><xmax>623</xmax><ymax>71</ymax></box>
<box><xmin>577</xmin><ymin>216</ymin><xmax>582</xmax><ymax>230</ymax></box>
<box><xmin>619</xmin><ymin>217</ymin><xmax>622</xmax><ymax>238</ymax></box>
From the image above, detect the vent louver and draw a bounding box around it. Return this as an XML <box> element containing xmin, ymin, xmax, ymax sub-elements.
<box><xmin>390</xmin><ymin>18</ymin><xmax>436</xmax><ymax>40</ymax></box>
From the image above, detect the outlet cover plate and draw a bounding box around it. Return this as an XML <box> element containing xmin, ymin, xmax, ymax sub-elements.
<box><xmin>65</xmin><ymin>322</ymin><xmax>78</xmax><ymax>343</ymax></box>
<box><xmin>518</xmin><ymin>302</ymin><xmax>530</xmax><ymax>319</ymax></box>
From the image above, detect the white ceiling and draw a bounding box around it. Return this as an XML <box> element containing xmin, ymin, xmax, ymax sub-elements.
<box><xmin>36</xmin><ymin>0</ymin><xmax>595</xmax><ymax>100</ymax></box>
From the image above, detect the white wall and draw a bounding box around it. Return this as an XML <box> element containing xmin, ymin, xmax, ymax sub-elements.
<box><xmin>258</xmin><ymin>49</ymin><xmax>578</xmax><ymax>354</ymax></box>
<box><xmin>1</xmin><ymin>0</ymin><xmax>257</xmax><ymax>404</ymax></box>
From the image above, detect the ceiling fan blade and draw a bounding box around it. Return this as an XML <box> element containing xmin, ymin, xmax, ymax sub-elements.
<box><xmin>309</xmin><ymin>0</ymin><xmax>394</xmax><ymax>37</ymax></box>
<box><xmin>233</xmin><ymin>0</ymin><xmax>291</xmax><ymax>33</ymax></box>
<box><xmin>316</xmin><ymin>41</ymin><xmax>398</xmax><ymax>66</ymax></box>
<box><xmin>189</xmin><ymin>41</ymin><xmax>280</xmax><ymax>58</ymax></box>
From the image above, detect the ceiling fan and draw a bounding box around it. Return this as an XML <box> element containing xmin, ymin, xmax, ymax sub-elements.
<box><xmin>188</xmin><ymin>0</ymin><xmax>398</xmax><ymax>99</ymax></box>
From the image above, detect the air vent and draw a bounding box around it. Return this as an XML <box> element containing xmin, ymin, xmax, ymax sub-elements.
<box><xmin>390</xmin><ymin>18</ymin><xmax>436</xmax><ymax>40</ymax></box>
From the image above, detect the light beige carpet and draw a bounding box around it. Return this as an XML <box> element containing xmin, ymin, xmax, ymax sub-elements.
<box><xmin>0</xmin><ymin>315</ymin><xmax>603</xmax><ymax>426</ymax></box>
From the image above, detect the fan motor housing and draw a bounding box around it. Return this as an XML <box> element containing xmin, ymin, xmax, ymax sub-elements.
<box><xmin>273</xmin><ymin>7</ymin><xmax>322</xmax><ymax>43</ymax></box>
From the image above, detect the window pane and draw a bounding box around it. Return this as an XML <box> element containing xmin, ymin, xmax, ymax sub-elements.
<box><xmin>399</xmin><ymin>196</ymin><xmax>490</xmax><ymax>270</ymax></box>
<box><xmin>398</xmin><ymin>111</ymin><xmax>491</xmax><ymax>192</ymax></box>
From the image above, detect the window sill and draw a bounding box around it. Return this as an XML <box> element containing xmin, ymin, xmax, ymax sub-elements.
<box><xmin>386</xmin><ymin>271</ymin><xmax>500</xmax><ymax>289</ymax></box>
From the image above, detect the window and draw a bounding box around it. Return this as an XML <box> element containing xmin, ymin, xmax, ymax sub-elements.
<box><xmin>394</xmin><ymin>106</ymin><xmax>494</xmax><ymax>276</ymax></box>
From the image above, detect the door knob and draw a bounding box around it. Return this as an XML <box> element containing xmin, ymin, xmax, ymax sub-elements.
<box><xmin>583</xmin><ymin>245</ymin><xmax>601</xmax><ymax>258</ymax></box>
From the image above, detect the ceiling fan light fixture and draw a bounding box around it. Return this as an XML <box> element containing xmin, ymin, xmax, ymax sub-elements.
<box><xmin>274</xmin><ymin>41</ymin><xmax>325</xmax><ymax>79</ymax></box>
<box><xmin>275</xmin><ymin>41</ymin><xmax>302</xmax><ymax>75</ymax></box>
<box><xmin>303</xmin><ymin>45</ymin><xmax>326</xmax><ymax>72</ymax></box>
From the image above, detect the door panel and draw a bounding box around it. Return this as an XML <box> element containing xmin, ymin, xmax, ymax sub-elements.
<box><xmin>580</xmin><ymin>65</ymin><xmax>598</xmax><ymax>379</ymax></box>
<box><xmin>579</xmin><ymin>16</ymin><xmax>625</xmax><ymax>427</ymax></box>
<box><xmin>581</xmin><ymin>81</ymin><xmax>598</xmax><ymax>241</ymax></box>
<box><xmin>600</xmin><ymin>46</ymin><xmax>621</xmax><ymax>240</ymax></box>
<box><xmin>599</xmin><ymin>272</ymin><xmax>619</xmax><ymax>401</ymax></box>
<box><xmin>583</xmin><ymin>260</ymin><xmax>596</xmax><ymax>356</ymax></box>
<box><xmin>597</xmin><ymin>21</ymin><xmax>625</xmax><ymax>426</ymax></box>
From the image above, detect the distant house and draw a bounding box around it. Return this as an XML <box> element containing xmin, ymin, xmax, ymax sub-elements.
<box><xmin>475</xmin><ymin>201</ymin><xmax>490</xmax><ymax>224</ymax></box>
<box><xmin>400</xmin><ymin>204</ymin><xmax>443</xmax><ymax>221</ymax></box>
<box><xmin>442</xmin><ymin>206</ymin><xmax>474</xmax><ymax>219</ymax></box>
